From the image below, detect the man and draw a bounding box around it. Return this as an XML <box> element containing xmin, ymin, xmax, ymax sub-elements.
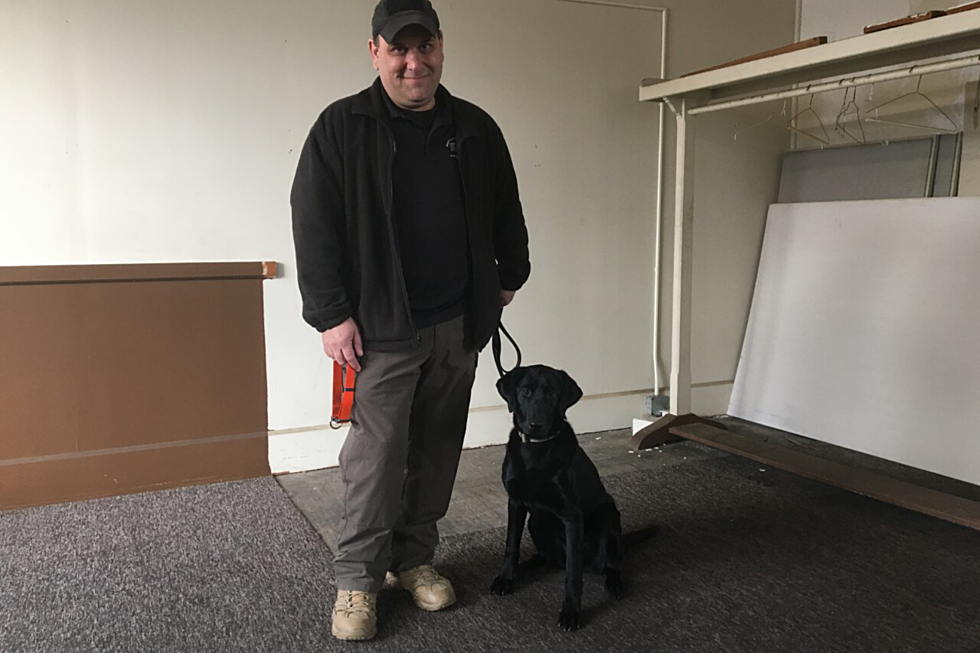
<box><xmin>290</xmin><ymin>0</ymin><xmax>530</xmax><ymax>641</ymax></box>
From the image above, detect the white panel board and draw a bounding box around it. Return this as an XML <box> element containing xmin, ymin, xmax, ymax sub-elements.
<box><xmin>730</xmin><ymin>199</ymin><xmax>980</xmax><ymax>485</ymax></box>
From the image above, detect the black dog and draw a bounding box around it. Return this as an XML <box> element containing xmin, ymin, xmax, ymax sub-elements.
<box><xmin>490</xmin><ymin>365</ymin><xmax>657</xmax><ymax>631</ymax></box>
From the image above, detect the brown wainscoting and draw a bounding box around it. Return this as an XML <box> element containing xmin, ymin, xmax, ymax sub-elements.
<box><xmin>0</xmin><ymin>262</ymin><xmax>276</xmax><ymax>510</ymax></box>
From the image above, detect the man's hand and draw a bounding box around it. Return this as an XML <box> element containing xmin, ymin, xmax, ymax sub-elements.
<box><xmin>500</xmin><ymin>290</ymin><xmax>516</xmax><ymax>307</ymax></box>
<box><xmin>321</xmin><ymin>317</ymin><xmax>364</xmax><ymax>371</ymax></box>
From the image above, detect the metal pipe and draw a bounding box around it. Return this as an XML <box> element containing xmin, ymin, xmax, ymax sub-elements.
<box><xmin>686</xmin><ymin>53</ymin><xmax>980</xmax><ymax>116</ymax></box>
<box><xmin>653</xmin><ymin>10</ymin><xmax>668</xmax><ymax>401</ymax></box>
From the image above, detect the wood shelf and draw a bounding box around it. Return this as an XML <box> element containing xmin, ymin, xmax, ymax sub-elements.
<box><xmin>640</xmin><ymin>11</ymin><xmax>980</xmax><ymax>106</ymax></box>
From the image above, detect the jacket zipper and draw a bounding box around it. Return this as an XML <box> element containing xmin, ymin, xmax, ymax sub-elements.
<box><xmin>455</xmin><ymin>136</ymin><xmax>482</xmax><ymax>339</ymax></box>
<box><xmin>381</xmin><ymin>121</ymin><xmax>421</xmax><ymax>348</ymax></box>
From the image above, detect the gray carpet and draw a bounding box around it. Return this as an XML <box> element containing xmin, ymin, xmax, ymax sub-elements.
<box><xmin>2</xmin><ymin>455</ymin><xmax>979</xmax><ymax>652</ymax></box>
<box><xmin>0</xmin><ymin>479</ymin><xmax>333</xmax><ymax>652</ymax></box>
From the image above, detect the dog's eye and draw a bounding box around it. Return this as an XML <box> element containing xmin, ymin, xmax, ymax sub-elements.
<box><xmin>519</xmin><ymin>387</ymin><xmax>531</xmax><ymax>398</ymax></box>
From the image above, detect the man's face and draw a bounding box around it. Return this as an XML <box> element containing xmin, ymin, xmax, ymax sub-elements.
<box><xmin>369</xmin><ymin>24</ymin><xmax>444</xmax><ymax>111</ymax></box>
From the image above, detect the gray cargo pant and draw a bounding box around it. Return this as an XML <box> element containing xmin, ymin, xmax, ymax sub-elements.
<box><xmin>333</xmin><ymin>315</ymin><xmax>477</xmax><ymax>593</ymax></box>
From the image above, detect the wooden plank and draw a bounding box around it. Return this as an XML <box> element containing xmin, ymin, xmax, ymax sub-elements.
<box><xmin>670</xmin><ymin>423</ymin><xmax>980</xmax><ymax>531</ymax></box>
<box><xmin>629</xmin><ymin>413</ymin><xmax>727</xmax><ymax>451</ymax></box>
<box><xmin>864</xmin><ymin>10</ymin><xmax>948</xmax><ymax>34</ymax></box>
<box><xmin>682</xmin><ymin>37</ymin><xmax>828</xmax><ymax>78</ymax></box>
<box><xmin>0</xmin><ymin>261</ymin><xmax>278</xmax><ymax>286</ymax></box>
<box><xmin>948</xmin><ymin>1</ymin><xmax>980</xmax><ymax>15</ymax></box>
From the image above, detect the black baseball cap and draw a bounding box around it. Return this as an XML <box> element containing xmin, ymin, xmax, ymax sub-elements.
<box><xmin>372</xmin><ymin>0</ymin><xmax>440</xmax><ymax>43</ymax></box>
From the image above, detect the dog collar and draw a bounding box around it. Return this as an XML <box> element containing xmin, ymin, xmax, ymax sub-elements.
<box><xmin>519</xmin><ymin>431</ymin><xmax>558</xmax><ymax>444</ymax></box>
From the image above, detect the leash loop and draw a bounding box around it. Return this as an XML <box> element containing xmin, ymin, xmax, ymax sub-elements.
<box><xmin>492</xmin><ymin>321</ymin><xmax>521</xmax><ymax>377</ymax></box>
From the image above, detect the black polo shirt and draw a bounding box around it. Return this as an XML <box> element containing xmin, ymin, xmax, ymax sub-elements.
<box><xmin>382</xmin><ymin>87</ymin><xmax>470</xmax><ymax>331</ymax></box>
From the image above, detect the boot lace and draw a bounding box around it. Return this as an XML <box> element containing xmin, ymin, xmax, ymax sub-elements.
<box><xmin>339</xmin><ymin>591</ymin><xmax>374</xmax><ymax>615</ymax></box>
<box><xmin>405</xmin><ymin>565</ymin><xmax>443</xmax><ymax>588</ymax></box>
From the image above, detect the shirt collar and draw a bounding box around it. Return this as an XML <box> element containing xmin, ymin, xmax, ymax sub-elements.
<box><xmin>380</xmin><ymin>82</ymin><xmax>453</xmax><ymax>131</ymax></box>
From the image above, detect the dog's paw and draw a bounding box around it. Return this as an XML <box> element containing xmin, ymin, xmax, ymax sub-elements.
<box><xmin>605</xmin><ymin>572</ymin><xmax>626</xmax><ymax>600</ymax></box>
<box><xmin>558</xmin><ymin>605</ymin><xmax>582</xmax><ymax>631</ymax></box>
<box><xmin>489</xmin><ymin>575</ymin><xmax>515</xmax><ymax>596</ymax></box>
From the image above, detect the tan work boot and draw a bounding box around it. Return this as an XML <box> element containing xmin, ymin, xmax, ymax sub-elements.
<box><xmin>331</xmin><ymin>590</ymin><xmax>377</xmax><ymax>641</ymax></box>
<box><xmin>385</xmin><ymin>564</ymin><xmax>456</xmax><ymax>611</ymax></box>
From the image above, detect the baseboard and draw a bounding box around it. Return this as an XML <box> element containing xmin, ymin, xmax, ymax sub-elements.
<box><xmin>268</xmin><ymin>425</ymin><xmax>349</xmax><ymax>475</ymax></box>
<box><xmin>269</xmin><ymin>389</ymin><xmax>653</xmax><ymax>475</ymax></box>
<box><xmin>1</xmin><ymin>433</ymin><xmax>270</xmax><ymax>511</ymax></box>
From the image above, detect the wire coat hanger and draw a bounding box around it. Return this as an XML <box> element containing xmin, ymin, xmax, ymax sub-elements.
<box><xmin>733</xmin><ymin>102</ymin><xmax>789</xmax><ymax>150</ymax></box>
<box><xmin>865</xmin><ymin>75</ymin><xmax>958</xmax><ymax>134</ymax></box>
<box><xmin>787</xmin><ymin>92</ymin><xmax>830</xmax><ymax>146</ymax></box>
<box><xmin>835</xmin><ymin>87</ymin><xmax>867</xmax><ymax>145</ymax></box>
<box><xmin>735</xmin><ymin>100</ymin><xmax>786</xmax><ymax>140</ymax></box>
<box><xmin>734</xmin><ymin>113</ymin><xmax>773</xmax><ymax>141</ymax></box>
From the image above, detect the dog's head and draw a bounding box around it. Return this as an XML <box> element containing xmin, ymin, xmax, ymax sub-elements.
<box><xmin>496</xmin><ymin>365</ymin><xmax>583</xmax><ymax>439</ymax></box>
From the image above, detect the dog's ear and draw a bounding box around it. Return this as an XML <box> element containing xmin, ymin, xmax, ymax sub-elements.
<box><xmin>557</xmin><ymin>369</ymin><xmax>583</xmax><ymax>415</ymax></box>
<box><xmin>496</xmin><ymin>367</ymin><xmax>526</xmax><ymax>413</ymax></box>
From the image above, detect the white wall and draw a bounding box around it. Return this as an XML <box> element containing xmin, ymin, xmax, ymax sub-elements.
<box><xmin>1</xmin><ymin>0</ymin><xmax>796</xmax><ymax>471</ymax></box>
<box><xmin>799</xmin><ymin>0</ymin><xmax>975</xmax><ymax>41</ymax></box>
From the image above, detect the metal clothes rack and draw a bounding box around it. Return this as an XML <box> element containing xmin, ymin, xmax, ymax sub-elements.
<box><xmin>632</xmin><ymin>11</ymin><xmax>980</xmax><ymax>447</ymax></box>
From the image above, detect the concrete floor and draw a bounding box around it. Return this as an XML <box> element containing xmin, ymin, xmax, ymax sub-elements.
<box><xmin>277</xmin><ymin>416</ymin><xmax>980</xmax><ymax>552</ymax></box>
<box><xmin>276</xmin><ymin>427</ymin><xmax>727</xmax><ymax>552</ymax></box>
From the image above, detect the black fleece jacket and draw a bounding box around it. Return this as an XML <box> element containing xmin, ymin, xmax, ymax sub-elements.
<box><xmin>290</xmin><ymin>78</ymin><xmax>531</xmax><ymax>351</ymax></box>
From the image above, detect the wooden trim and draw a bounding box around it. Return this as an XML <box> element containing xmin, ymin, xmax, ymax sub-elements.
<box><xmin>262</xmin><ymin>261</ymin><xmax>279</xmax><ymax>278</ymax></box>
<box><xmin>948</xmin><ymin>1</ymin><xmax>980</xmax><ymax>15</ymax></box>
<box><xmin>0</xmin><ymin>261</ymin><xmax>278</xmax><ymax>286</ymax></box>
<box><xmin>864</xmin><ymin>10</ymin><xmax>948</xmax><ymax>34</ymax></box>
<box><xmin>0</xmin><ymin>431</ymin><xmax>268</xmax><ymax>468</ymax></box>
<box><xmin>682</xmin><ymin>37</ymin><xmax>828</xmax><ymax>78</ymax></box>
<box><xmin>669</xmin><ymin>422</ymin><xmax>980</xmax><ymax>531</ymax></box>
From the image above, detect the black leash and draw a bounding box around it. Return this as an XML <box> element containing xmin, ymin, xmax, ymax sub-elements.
<box><xmin>491</xmin><ymin>321</ymin><xmax>521</xmax><ymax>377</ymax></box>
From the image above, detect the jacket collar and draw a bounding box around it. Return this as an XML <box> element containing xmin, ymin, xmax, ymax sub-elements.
<box><xmin>351</xmin><ymin>77</ymin><xmax>477</xmax><ymax>141</ymax></box>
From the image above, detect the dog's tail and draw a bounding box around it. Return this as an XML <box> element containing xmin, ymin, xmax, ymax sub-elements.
<box><xmin>622</xmin><ymin>525</ymin><xmax>660</xmax><ymax>552</ymax></box>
